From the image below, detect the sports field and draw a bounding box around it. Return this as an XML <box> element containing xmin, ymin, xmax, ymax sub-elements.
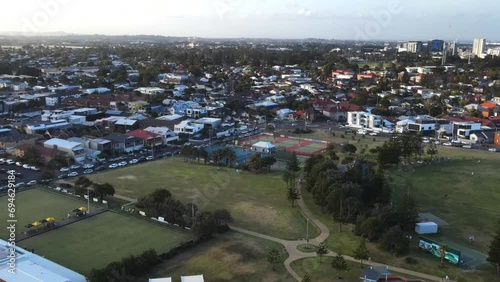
<box><xmin>0</xmin><ymin>188</ymin><xmax>99</xmax><ymax>239</ymax></box>
<box><xmin>82</xmin><ymin>158</ymin><xmax>320</xmax><ymax>240</ymax></box>
<box><xmin>20</xmin><ymin>212</ymin><xmax>189</xmax><ymax>275</ymax></box>
<box><xmin>241</xmin><ymin>134</ymin><xmax>328</xmax><ymax>156</ymax></box>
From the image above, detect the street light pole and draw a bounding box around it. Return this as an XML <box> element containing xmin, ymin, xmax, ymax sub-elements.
<box><xmin>306</xmin><ymin>218</ymin><xmax>309</xmax><ymax>244</ymax></box>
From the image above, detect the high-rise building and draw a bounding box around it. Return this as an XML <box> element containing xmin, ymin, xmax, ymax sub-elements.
<box><xmin>473</xmin><ymin>38</ymin><xmax>486</xmax><ymax>57</ymax></box>
<box><xmin>427</xmin><ymin>39</ymin><xmax>444</xmax><ymax>52</ymax></box>
<box><xmin>449</xmin><ymin>40</ymin><xmax>457</xmax><ymax>56</ymax></box>
<box><xmin>407</xmin><ymin>41</ymin><xmax>423</xmax><ymax>53</ymax></box>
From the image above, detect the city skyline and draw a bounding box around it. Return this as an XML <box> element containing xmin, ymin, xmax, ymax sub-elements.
<box><xmin>0</xmin><ymin>0</ymin><xmax>499</xmax><ymax>41</ymax></box>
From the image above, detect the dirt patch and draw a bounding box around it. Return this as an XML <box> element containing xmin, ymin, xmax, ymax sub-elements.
<box><xmin>232</xmin><ymin>202</ymin><xmax>279</xmax><ymax>227</ymax></box>
<box><xmin>117</xmin><ymin>175</ymin><xmax>137</xmax><ymax>180</ymax></box>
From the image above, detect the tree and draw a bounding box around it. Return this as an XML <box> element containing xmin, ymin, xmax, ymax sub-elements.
<box><xmin>342</xmin><ymin>144</ymin><xmax>357</xmax><ymax>154</ymax></box>
<box><xmin>199</xmin><ymin>148</ymin><xmax>209</xmax><ymax>165</ymax></box>
<box><xmin>261</xmin><ymin>156</ymin><xmax>277</xmax><ymax>171</ymax></box>
<box><xmin>211</xmin><ymin>149</ymin><xmax>223</xmax><ymax>165</ymax></box>
<box><xmin>267</xmin><ymin>248</ymin><xmax>281</xmax><ymax>271</ymax></box>
<box><xmin>286</xmin><ymin>184</ymin><xmax>301</xmax><ymax>207</ymax></box>
<box><xmin>192</xmin><ymin>211</ymin><xmax>216</xmax><ymax>243</ymax></box>
<box><xmin>286</xmin><ymin>152</ymin><xmax>300</xmax><ymax>172</ymax></box>
<box><xmin>75</xmin><ymin>176</ymin><xmax>93</xmax><ymax>189</ymax></box>
<box><xmin>282</xmin><ymin>169</ymin><xmax>295</xmax><ymax>189</ymax></box>
<box><xmin>248</xmin><ymin>153</ymin><xmax>263</xmax><ymax>173</ymax></box>
<box><xmin>93</xmin><ymin>183</ymin><xmax>115</xmax><ymax>200</ymax></box>
<box><xmin>353</xmin><ymin>240</ymin><xmax>369</xmax><ymax>267</ymax></box>
<box><xmin>398</xmin><ymin>189</ymin><xmax>418</xmax><ymax>232</ymax></box>
<box><xmin>213</xmin><ymin>209</ymin><xmax>233</xmax><ymax>227</ymax></box>
<box><xmin>377</xmin><ymin>139</ymin><xmax>402</xmax><ymax>166</ymax></box>
<box><xmin>316</xmin><ymin>241</ymin><xmax>329</xmax><ymax>263</ymax></box>
<box><xmin>224</xmin><ymin>148</ymin><xmax>237</xmax><ymax>167</ymax></box>
<box><xmin>331</xmin><ymin>253</ymin><xmax>349</xmax><ymax>277</ymax></box>
<box><xmin>487</xmin><ymin>219</ymin><xmax>500</xmax><ymax>276</ymax></box>
<box><xmin>438</xmin><ymin>244</ymin><xmax>448</xmax><ymax>267</ymax></box>
<box><xmin>426</xmin><ymin>142</ymin><xmax>438</xmax><ymax>160</ymax></box>
<box><xmin>379</xmin><ymin>225</ymin><xmax>409</xmax><ymax>255</ymax></box>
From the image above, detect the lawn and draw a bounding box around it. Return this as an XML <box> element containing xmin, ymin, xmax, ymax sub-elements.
<box><xmin>0</xmin><ymin>188</ymin><xmax>99</xmax><ymax>239</ymax></box>
<box><xmin>82</xmin><ymin>158</ymin><xmax>320</xmax><ymax>240</ymax></box>
<box><xmin>292</xmin><ymin>258</ymin><xmax>428</xmax><ymax>282</ymax></box>
<box><xmin>302</xmin><ymin>162</ymin><xmax>500</xmax><ymax>281</ymax></box>
<box><xmin>20</xmin><ymin>212</ymin><xmax>189</xmax><ymax>275</ymax></box>
<box><xmin>140</xmin><ymin>231</ymin><xmax>294</xmax><ymax>282</ymax></box>
<box><xmin>391</xmin><ymin>158</ymin><xmax>500</xmax><ymax>253</ymax></box>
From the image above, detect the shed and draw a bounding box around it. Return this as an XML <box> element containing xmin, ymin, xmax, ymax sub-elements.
<box><xmin>415</xmin><ymin>222</ymin><xmax>438</xmax><ymax>234</ymax></box>
<box><xmin>251</xmin><ymin>141</ymin><xmax>276</xmax><ymax>154</ymax></box>
<box><xmin>360</xmin><ymin>266</ymin><xmax>391</xmax><ymax>282</ymax></box>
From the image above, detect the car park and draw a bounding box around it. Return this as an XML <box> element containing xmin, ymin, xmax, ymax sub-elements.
<box><xmin>68</xmin><ymin>172</ymin><xmax>79</xmax><ymax>177</ymax></box>
<box><xmin>27</xmin><ymin>180</ymin><xmax>37</xmax><ymax>186</ymax></box>
<box><xmin>83</xmin><ymin>169</ymin><xmax>93</xmax><ymax>174</ymax></box>
<box><xmin>60</xmin><ymin>167</ymin><xmax>70</xmax><ymax>172</ymax></box>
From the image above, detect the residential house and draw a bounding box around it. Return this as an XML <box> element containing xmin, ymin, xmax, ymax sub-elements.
<box><xmin>104</xmin><ymin>133</ymin><xmax>144</xmax><ymax>153</ymax></box>
<box><xmin>322</xmin><ymin>106</ymin><xmax>347</xmax><ymax>121</ymax></box>
<box><xmin>115</xmin><ymin>119</ymin><xmax>139</xmax><ymax>132</ymax></box>
<box><xmin>127</xmin><ymin>129</ymin><xmax>163</xmax><ymax>147</ymax></box>
<box><xmin>89</xmin><ymin>138</ymin><xmax>112</xmax><ymax>152</ymax></box>
<box><xmin>470</xmin><ymin>130</ymin><xmax>496</xmax><ymax>144</ymax></box>
<box><xmin>480</xmin><ymin>101</ymin><xmax>500</xmax><ymax>118</ymax></box>
<box><xmin>174</xmin><ymin>120</ymin><xmax>204</xmax><ymax>135</ymax></box>
<box><xmin>13</xmin><ymin>144</ymin><xmax>65</xmax><ymax>164</ymax></box>
<box><xmin>144</xmin><ymin>126</ymin><xmax>179</xmax><ymax>144</ymax></box>
<box><xmin>0</xmin><ymin>128</ymin><xmax>38</xmax><ymax>149</ymax></box>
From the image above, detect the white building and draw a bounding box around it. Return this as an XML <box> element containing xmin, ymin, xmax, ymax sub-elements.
<box><xmin>347</xmin><ymin>112</ymin><xmax>382</xmax><ymax>130</ymax></box>
<box><xmin>251</xmin><ymin>141</ymin><xmax>276</xmax><ymax>154</ymax></box>
<box><xmin>174</xmin><ymin>120</ymin><xmax>204</xmax><ymax>135</ymax></box>
<box><xmin>134</xmin><ymin>87</ymin><xmax>166</xmax><ymax>95</ymax></box>
<box><xmin>45</xmin><ymin>96</ymin><xmax>59</xmax><ymax>106</ymax></box>
<box><xmin>472</xmin><ymin>38</ymin><xmax>486</xmax><ymax>57</ymax></box>
<box><xmin>144</xmin><ymin>126</ymin><xmax>179</xmax><ymax>143</ymax></box>
<box><xmin>0</xmin><ymin>239</ymin><xmax>86</xmax><ymax>282</ymax></box>
<box><xmin>44</xmin><ymin>138</ymin><xmax>86</xmax><ymax>162</ymax></box>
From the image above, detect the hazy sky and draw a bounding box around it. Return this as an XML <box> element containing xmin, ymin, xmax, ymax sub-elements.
<box><xmin>1</xmin><ymin>0</ymin><xmax>499</xmax><ymax>41</ymax></box>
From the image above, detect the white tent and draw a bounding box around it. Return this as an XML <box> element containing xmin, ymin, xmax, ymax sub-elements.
<box><xmin>181</xmin><ymin>275</ymin><xmax>205</xmax><ymax>282</ymax></box>
<box><xmin>251</xmin><ymin>141</ymin><xmax>276</xmax><ymax>153</ymax></box>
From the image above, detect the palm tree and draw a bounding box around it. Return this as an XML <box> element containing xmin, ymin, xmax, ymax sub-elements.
<box><xmin>438</xmin><ymin>245</ymin><xmax>448</xmax><ymax>267</ymax></box>
<box><xmin>225</xmin><ymin>148</ymin><xmax>237</xmax><ymax>167</ymax></box>
<box><xmin>211</xmin><ymin>150</ymin><xmax>222</xmax><ymax>165</ymax></box>
<box><xmin>199</xmin><ymin>148</ymin><xmax>209</xmax><ymax>165</ymax></box>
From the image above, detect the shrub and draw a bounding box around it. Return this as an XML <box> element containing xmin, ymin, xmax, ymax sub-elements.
<box><xmin>404</xmin><ymin>257</ymin><xmax>418</xmax><ymax>264</ymax></box>
<box><xmin>341</xmin><ymin>134</ymin><xmax>345</xmax><ymax>138</ymax></box>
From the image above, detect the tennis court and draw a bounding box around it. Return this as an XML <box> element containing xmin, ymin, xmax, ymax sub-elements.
<box><xmin>241</xmin><ymin>134</ymin><xmax>328</xmax><ymax>156</ymax></box>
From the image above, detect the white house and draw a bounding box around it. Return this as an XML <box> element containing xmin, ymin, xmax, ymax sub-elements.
<box><xmin>174</xmin><ymin>120</ymin><xmax>204</xmax><ymax>135</ymax></box>
<box><xmin>144</xmin><ymin>126</ymin><xmax>179</xmax><ymax>143</ymax></box>
<box><xmin>44</xmin><ymin>138</ymin><xmax>86</xmax><ymax>162</ymax></box>
<box><xmin>251</xmin><ymin>141</ymin><xmax>276</xmax><ymax>154</ymax></box>
<box><xmin>134</xmin><ymin>87</ymin><xmax>166</xmax><ymax>95</ymax></box>
<box><xmin>347</xmin><ymin>112</ymin><xmax>382</xmax><ymax>130</ymax></box>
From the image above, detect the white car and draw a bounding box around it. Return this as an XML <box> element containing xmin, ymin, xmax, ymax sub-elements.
<box><xmin>15</xmin><ymin>162</ymin><xmax>23</xmax><ymax>167</ymax></box>
<box><xmin>108</xmin><ymin>163</ymin><xmax>118</xmax><ymax>169</ymax></box>
<box><xmin>369</xmin><ymin>132</ymin><xmax>378</xmax><ymax>136</ymax></box>
<box><xmin>68</xmin><ymin>172</ymin><xmax>79</xmax><ymax>177</ymax></box>
<box><xmin>129</xmin><ymin>159</ymin><xmax>138</xmax><ymax>164</ymax></box>
<box><xmin>15</xmin><ymin>182</ymin><xmax>25</xmax><ymax>188</ymax></box>
<box><xmin>489</xmin><ymin>148</ymin><xmax>497</xmax><ymax>152</ymax></box>
<box><xmin>6</xmin><ymin>159</ymin><xmax>15</xmax><ymax>165</ymax></box>
<box><xmin>443</xmin><ymin>142</ymin><xmax>452</xmax><ymax>146</ymax></box>
<box><xmin>83</xmin><ymin>164</ymin><xmax>94</xmax><ymax>169</ymax></box>
<box><xmin>422</xmin><ymin>139</ymin><xmax>430</xmax><ymax>143</ymax></box>
<box><xmin>462</xmin><ymin>145</ymin><xmax>472</xmax><ymax>149</ymax></box>
<box><xmin>357</xmin><ymin>130</ymin><xmax>367</xmax><ymax>135</ymax></box>
<box><xmin>27</xmin><ymin>180</ymin><xmax>37</xmax><ymax>186</ymax></box>
<box><xmin>146</xmin><ymin>156</ymin><xmax>154</xmax><ymax>161</ymax></box>
<box><xmin>30</xmin><ymin>166</ymin><xmax>40</xmax><ymax>171</ymax></box>
<box><xmin>118</xmin><ymin>161</ymin><xmax>127</xmax><ymax>166</ymax></box>
<box><xmin>70</xmin><ymin>165</ymin><xmax>81</xmax><ymax>170</ymax></box>
<box><xmin>60</xmin><ymin>167</ymin><xmax>70</xmax><ymax>172</ymax></box>
<box><xmin>83</xmin><ymin>169</ymin><xmax>93</xmax><ymax>174</ymax></box>
<box><xmin>22</xmin><ymin>164</ymin><xmax>31</xmax><ymax>169</ymax></box>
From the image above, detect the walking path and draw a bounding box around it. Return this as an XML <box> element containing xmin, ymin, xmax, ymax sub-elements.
<box><xmin>230</xmin><ymin>179</ymin><xmax>452</xmax><ymax>282</ymax></box>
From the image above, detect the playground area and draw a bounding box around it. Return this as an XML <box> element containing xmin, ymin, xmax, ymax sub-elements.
<box><xmin>239</xmin><ymin>133</ymin><xmax>328</xmax><ymax>156</ymax></box>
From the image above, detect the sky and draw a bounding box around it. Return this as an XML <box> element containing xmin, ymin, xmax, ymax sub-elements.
<box><xmin>1</xmin><ymin>0</ymin><xmax>499</xmax><ymax>41</ymax></box>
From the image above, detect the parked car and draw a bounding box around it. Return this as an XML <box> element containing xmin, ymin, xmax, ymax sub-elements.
<box><xmin>489</xmin><ymin>148</ymin><xmax>497</xmax><ymax>152</ymax></box>
<box><xmin>95</xmin><ymin>166</ymin><xmax>106</xmax><ymax>171</ymax></box>
<box><xmin>0</xmin><ymin>160</ymin><xmax>4</xmax><ymax>164</ymax></box>
<box><xmin>70</xmin><ymin>165</ymin><xmax>81</xmax><ymax>170</ymax></box>
<box><xmin>443</xmin><ymin>142</ymin><xmax>452</xmax><ymax>146</ymax></box>
<box><xmin>30</xmin><ymin>166</ymin><xmax>40</xmax><ymax>171</ymax></box>
<box><xmin>15</xmin><ymin>182</ymin><xmax>25</xmax><ymax>188</ymax></box>
<box><xmin>6</xmin><ymin>159</ymin><xmax>15</xmax><ymax>164</ymax></box>
<box><xmin>22</xmin><ymin>164</ymin><xmax>31</xmax><ymax>169</ymax></box>
<box><xmin>129</xmin><ymin>159</ymin><xmax>138</xmax><ymax>164</ymax></box>
<box><xmin>422</xmin><ymin>139</ymin><xmax>430</xmax><ymax>143</ymax></box>
<box><xmin>462</xmin><ymin>145</ymin><xmax>472</xmax><ymax>149</ymax></box>
<box><xmin>27</xmin><ymin>180</ymin><xmax>37</xmax><ymax>186</ymax></box>
<box><xmin>15</xmin><ymin>162</ymin><xmax>23</xmax><ymax>166</ymax></box>
<box><xmin>146</xmin><ymin>156</ymin><xmax>154</xmax><ymax>161</ymax></box>
<box><xmin>369</xmin><ymin>132</ymin><xmax>378</xmax><ymax>136</ymax></box>
<box><xmin>119</xmin><ymin>161</ymin><xmax>127</xmax><ymax>166</ymax></box>
<box><xmin>68</xmin><ymin>172</ymin><xmax>79</xmax><ymax>177</ymax></box>
<box><xmin>83</xmin><ymin>169</ymin><xmax>93</xmax><ymax>174</ymax></box>
<box><xmin>60</xmin><ymin>167</ymin><xmax>70</xmax><ymax>172</ymax></box>
<box><xmin>83</xmin><ymin>164</ymin><xmax>94</xmax><ymax>169</ymax></box>
<box><xmin>58</xmin><ymin>174</ymin><xmax>68</xmax><ymax>179</ymax></box>
<box><xmin>108</xmin><ymin>163</ymin><xmax>118</xmax><ymax>169</ymax></box>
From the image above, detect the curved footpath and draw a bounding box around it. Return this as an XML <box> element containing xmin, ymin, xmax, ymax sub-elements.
<box><xmin>230</xmin><ymin>180</ymin><xmax>452</xmax><ymax>282</ymax></box>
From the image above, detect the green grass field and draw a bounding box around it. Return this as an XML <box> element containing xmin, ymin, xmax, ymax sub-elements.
<box><xmin>81</xmin><ymin>159</ymin><xmax>320</xmax><ymax>240</ymax></box>
<box><xmin>140</xmin><ymin>231</ymin><xmax>294</xmax><ymax>282</ymax></box>
<box><xmin>20</xmin><ymin>212</ymin><xmax>189</xmax><ymax>275</ymax></box>
<box><xmin>391</xmin><ymin>158</ymin><xmax>500</xmax><ymax>253</ymax></box>
<box><xmin>0</xmin><ymin>188</ymin><xmax>99</xmax><ymax>239</ymax></box>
